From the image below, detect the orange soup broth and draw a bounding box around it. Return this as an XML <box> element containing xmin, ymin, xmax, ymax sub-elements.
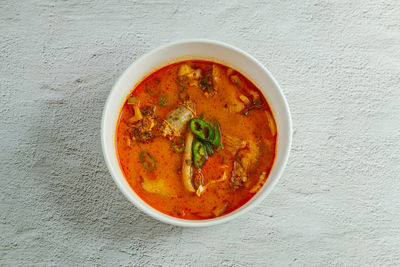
<box><xmin>116</xmin><ymin>61</ymin><xmax>276</xmax><ymax>219</ymax></box>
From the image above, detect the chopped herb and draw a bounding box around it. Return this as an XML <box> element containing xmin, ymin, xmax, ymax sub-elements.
<box><xmin>158</xmin><ymin>95</ymin><xmax>169</xmax><ymax>107</ymax></box>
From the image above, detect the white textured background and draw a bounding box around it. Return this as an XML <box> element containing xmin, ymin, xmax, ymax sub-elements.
<box><xmin>1</xmin><ymin>0</ymin><xmax>399</xmax><ymax>266</ymax></box>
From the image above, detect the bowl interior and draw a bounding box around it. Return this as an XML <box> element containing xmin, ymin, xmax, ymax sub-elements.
<box><xmin>101</xmin><ymin>40</ymin><xmax>292</xmax><ymax>227</ymax></box>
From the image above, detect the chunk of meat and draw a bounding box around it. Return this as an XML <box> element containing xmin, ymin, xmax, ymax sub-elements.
<box><xmin>142</xmin><ymin>116</ymin><xmax>155</xmax><ymax>132</ymax></box>
<box><xmin>197</xmin><ymin>64</ymin><xmax>225</xmax><ymax>98</ymax></box>
<box><xmin>223</xmin><ymin>134</ymin><xmax>246</xmax><ymax>155</ymax></box>
<box><xmin>212</xmin><ymin>64</ymin><xmax>224</xmax><ymax>92</ymax></box>
<box><xmin>231</xmin><ymin>160</ymin><xmax>247</xmax><ymax>188</ymax></box>
<box><xmin>237</xmin><ymin>139</ymin><xmax>259</xmax><ymax>173</ymax></box>
<box><xmin>227</xmin><ymin>137</ymin><xmax>260</xmax><ymax>189</ymax></box>
<box><xmin>130</xmin><ymin>105</ymin><xmax>156</xmax><ymax>143</ymax></box>
<box><xmin>199</xmin><ymin>71</ymin><xmax>214</xmax><ymax>97</ymax></box>
<box><xmin>192</xmin><ymin>168</ymin><xmax>204</xmax><ymax>191</ymax></box>
<box><xmin>131</xmin><ymin>118</ymin><xmax>154</xmax><ymax>143</ymax></box>
<box><xmin>178</xmin><ymin>64</ymin><xmax>202</xmax><ymax>87</ymax></box>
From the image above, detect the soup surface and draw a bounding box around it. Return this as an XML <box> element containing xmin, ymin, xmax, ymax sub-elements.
<box><xmin>116</xmin><ymin>60</ymin><xmax>277</xmax><ymax>219</ymax></box>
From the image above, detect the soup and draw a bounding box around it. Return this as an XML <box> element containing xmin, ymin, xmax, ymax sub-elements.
<box><xmin>116</xmin><ymin>60</ymin><xmax>277</xmax><ymax>220</ymax></box>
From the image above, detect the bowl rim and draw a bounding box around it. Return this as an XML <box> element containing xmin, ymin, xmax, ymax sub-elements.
<box><xmin>101</xmin><ymin>39</ymin><xmax>292</xmax><ymax>227</ymax></box>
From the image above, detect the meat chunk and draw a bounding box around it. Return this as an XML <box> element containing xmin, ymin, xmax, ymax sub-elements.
<box><xmin>130</xmin><ymin>105</ymin><xmax>156</xmax><ymax>143</ymax></box>
<box><xmin>225</xmin><ymin>136</ymin><xmax>260</xmax><ymax>189</ymax></box>
<box><xmin>178</xmin><ymin>64</ymin><xmax>202</xmax><ymax>87</ymax></box>
<box><xmin>223</xmin><ymin>134</ymin><xmax>246</xmax><ymax>155</ymax></box>
<box><xmin>237</xmin><ymin>139</ymin><xmax>259</xmax><ymax>173</ymax></box>
<box><xmin>131</xmin><ymin>119</ymin><xmax>154</xmax><ymax>143</ymax></box>
<box><xmin>198</xmin><ymin>64</ymin><xmax>223</xmax><ymax>97</ymax></box>
<box><xmin>211</xmin><ymin>64</ymin><xmax>224</xmax><ymax>92</ymax></box>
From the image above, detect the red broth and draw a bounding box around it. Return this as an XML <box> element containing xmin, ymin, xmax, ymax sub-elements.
<box><xmin>116</xmin><ymin>61</ymin><xmax>277</xmax><ymax>219</ymax></box>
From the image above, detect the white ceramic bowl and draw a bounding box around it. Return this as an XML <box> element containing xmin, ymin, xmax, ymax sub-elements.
<box><xmin>101</xmin><ymin>39</ymin><xmax>292</xmax><ymax>227</ymax></box>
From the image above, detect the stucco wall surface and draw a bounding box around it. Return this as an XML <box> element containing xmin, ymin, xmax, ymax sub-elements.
<box><xmin>1</xmin><ymin>0</ymin><xmax>399</xmax><ymax>266</ymax></box>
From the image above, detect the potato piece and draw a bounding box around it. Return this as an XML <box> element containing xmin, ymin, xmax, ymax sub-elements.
<box><xmin>142</xmin><ymin>178</ymin><xmax>177</xmax><ymax>197</ymax></box>
<box><xmin>178</xmin><ymin>64</ymin><xmax>194</xmax><ymax>76</ymax></box>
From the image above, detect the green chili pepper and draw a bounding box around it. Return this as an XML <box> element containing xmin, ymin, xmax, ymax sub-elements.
<box><xmin>189</xmin><ymin>119</ymin><xmax>214</xmax><ymax>143</ymax></box>
<box><xmin>127</xmin><ymin>96</ymin><xmax>139</xmax><ymax>104</ymax></box>
<box><xmin>204</xmin><ymin>142</ymin><xmax>214</xmax><ymax>156</ymax></box>
<box><xmin>158</xmin><ymin>95</ymin><xmax>169</xmax><ymax>107</ymax></box>
<box><xmin>139</xmin><ymin>151</ymin><xmax>156</xmax><ymax>171</ymax></box>
<box><xmin>171</xmin><ymin>137</ymin><xmax>185</xmax><ymax>153</ymax></box>
<box><xmin>192</xmin><ymin>139</ymin><xmax>207</xmax><ymax>168</ymax></box>
<box><xmin>211</xmin><ymin>120</ymin><xmax>221</xmax><ymax>147</ymax></box>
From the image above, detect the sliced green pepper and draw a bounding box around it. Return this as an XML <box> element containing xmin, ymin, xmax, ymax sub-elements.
<box><xmin>171</xmin><ymin>137</ymin><xmax>185</xmax><ymax>153</ymax></box>
<box><xmin>158</xmin><ymin>95</ymin><xmax>169</xmax><ymax>107</ymax></box>
<box><xmin>211</xmin><ymin>120</ymin><xmax>221</xmax><ymax>147</ymax></box>
<box><xmin>204</xmin><ymin>142</ymin><xmax>214</xmax><ymax>156</ymax></box>
<box><xmin>189</xmin><ymin>119</ymin><xmax>214</xmax><ymax>143</ymax></box>
<box><xmin>192</xmin><ymin>139</ymin><xmax>207</xmax><ymax>168</ymax></box>
<box><xmin>139</xmin><ymin>151</ymin><xmax>156</xmax><ymax>171</ymax></box>
<box><xmin>127</xmin><ymin>96</ymin><xmax>139</xmax><ymax>104</ymax></box>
